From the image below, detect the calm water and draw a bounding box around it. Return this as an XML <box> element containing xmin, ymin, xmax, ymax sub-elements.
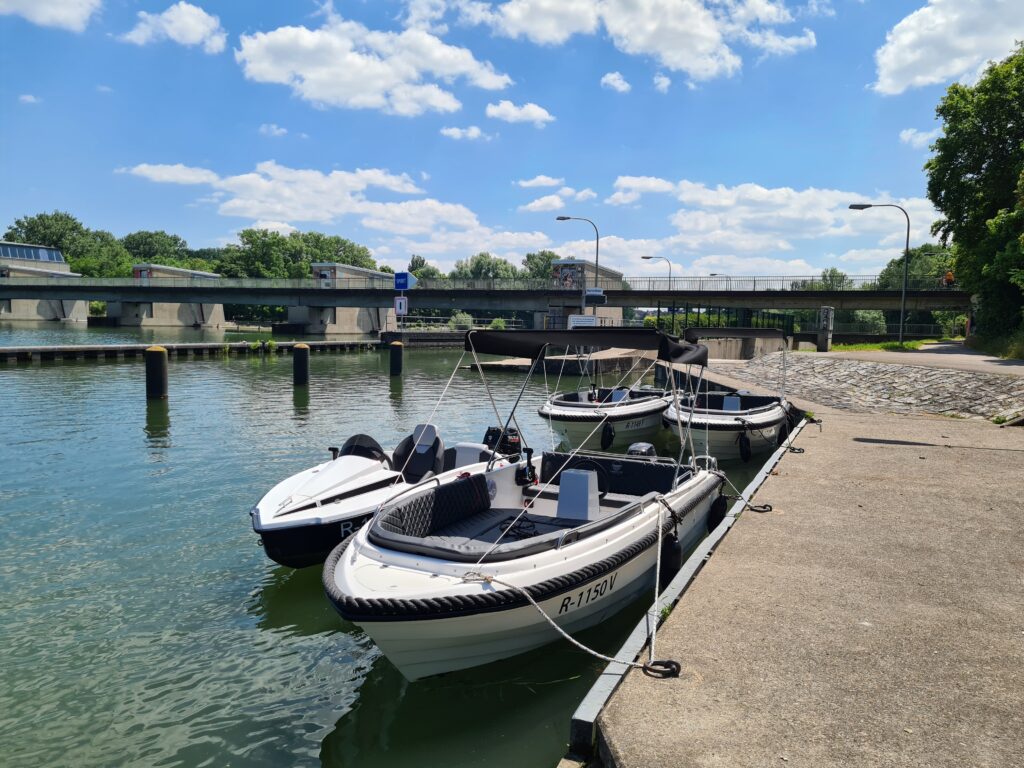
<box><xmin>0</xmin><ymin>324</ymin><xmax>759</xmax><ymax>768</ymax></box>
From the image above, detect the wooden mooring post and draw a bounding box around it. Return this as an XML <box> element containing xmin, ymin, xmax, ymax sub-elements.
<box><xmin>145</xmin><ymin>345</ymin><xmax>169</xmax><ymax>399</ymax></box>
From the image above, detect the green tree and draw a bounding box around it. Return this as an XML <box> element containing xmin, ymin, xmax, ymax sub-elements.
<box><xmin>521</xmin><ymin>249</ymin><xmax>559</xmax><ymax>279</ymax></box>
<box><xmin>449</xmin><ymin>252</ymin><xmax>519</xmax><ymax>280</ymax></box>
<box><xmin>4</xmin><ymin>210</ymin><xmax>87</xmax><ymax>252</ymax></box>
<box><xmin>296</xmin><ymin>231</ymin><xmax>375</xmax><ymax>269</ymax></box>
<box><xmin>121</xmin><ymin>230</ymin><xmax>190</xmax><ymax>264</ymax></box>
<box><xmin>408</xmin><ymin>254</ymin><xmax>444</xmax><ymax>279</ymax></box>
<box><xmin>926</xmin><ymin>42</ymin><xmax>1024</xmax><ymax>334</ymax></box>
<box><xmin>66</xmin><ymin>230</ymin><xmax>134</xmax><ymax>277</ymax></box>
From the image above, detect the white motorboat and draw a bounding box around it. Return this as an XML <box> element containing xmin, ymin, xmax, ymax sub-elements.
<box><xmin>538</xmin><ymin>385</ymin><xmax>671</xmax><ymax>451</ymax></box>
<box><xmin>322</xmin><ymin>328</ymin><xmax>726</xmax><ymax>681</ymax></box>
<box><xmin>663</xmin><ymin>327</ymin><xmax>794</xmax><ymax>462</ymax></box>
<box><xmin>250</xmin><ymin>425</ymin><xmax>520</xmax><ymax>568</ymax></box>
<box><xmin>664</xmin><ymin>392</ymin><xmax>792</xmax><ymax>462</ymax></box>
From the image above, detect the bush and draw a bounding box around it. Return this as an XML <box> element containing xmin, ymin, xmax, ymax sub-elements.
<box><xmin>488</xmin><ymin>317</ymin><xmax>506</xmax><ymax>330</ymax></box>
<box><xmin>88</xmin><ymin>300</ymin><xmax>106</xmax><ymax>316</ymax></box>
<box><xmin>966</xmin><ymin>327</ymin><xmax>1024</xmax><ymax>360</ymax></box>
<box><xmin>448</xmin><ymin>310</ymin><xmax>473</xmax><ymax>330</ymax></box>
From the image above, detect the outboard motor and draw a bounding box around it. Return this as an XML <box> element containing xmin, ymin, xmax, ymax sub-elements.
<box><xmin>483</xmin><ymin>426</ymin><xmax>521</xmax><ymax>461</ymax></box>
<box><xmin>627</xmin><ymin>442</ymin><xmax>657</xmax><ymax>457</ymax></box>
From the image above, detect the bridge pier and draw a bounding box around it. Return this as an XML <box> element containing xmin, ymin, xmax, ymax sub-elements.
<box><xmin>284</xmin><ymin>305</ymin><xmax>393</xmax><ymax>335</ymax></box>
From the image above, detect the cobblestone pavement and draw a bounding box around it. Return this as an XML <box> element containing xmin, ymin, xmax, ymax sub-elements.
<box><xmin>716</xmin><ymin>352</ymin><xmax>1024</xmax><ymax>420</ymax></box>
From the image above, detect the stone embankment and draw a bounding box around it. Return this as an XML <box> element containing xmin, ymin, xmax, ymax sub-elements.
<box><xmin>716</xmin><ymin>351</ymin><xmax>1024</xmax><ymax>421</ymax></box>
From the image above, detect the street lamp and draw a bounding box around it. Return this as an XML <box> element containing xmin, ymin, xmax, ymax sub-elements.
<box><xmin>642</xmin><ymin>255</ymin><xmax>673</xmax><ymax>330</ymax></box>
<box><xmin>849</xmin><ymin>202</ymin><xmax>911</xmax><ymax>343</ymax></box>
<box><xmin>556</xmin><ymin>215</ymin><xmax>599</xmax><ymax>315</ymax></box>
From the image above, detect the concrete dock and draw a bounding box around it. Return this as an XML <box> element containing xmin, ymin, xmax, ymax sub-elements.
<box><xmin>596</xmin><ymin>402</ymin><xmax>1024</xmax><ymax>766</ymax></box>
<box><xmin>0</xmin><ymin>339</ymin><xmax>378</xmax><ymax>363</ymax></box>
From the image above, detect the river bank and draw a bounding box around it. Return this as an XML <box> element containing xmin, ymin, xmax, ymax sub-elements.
<box><xmin>596</xmin><ymin>408</ymin><xmax>1024</xmax><ymax>768</ymax></box>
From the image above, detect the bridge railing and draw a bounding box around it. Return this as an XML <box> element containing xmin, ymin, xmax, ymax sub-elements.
<box><xmin>0</xmin><ymin>274</ymin><xmax>956</xmax><ymax>292</ymax></box>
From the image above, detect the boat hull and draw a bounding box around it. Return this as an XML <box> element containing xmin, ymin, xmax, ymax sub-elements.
<box><xmin>334</xmin><ymin>486</ymin><xmax>716</xmax><ymax>681</ymax></box>
<box><xmin>257</xmin><ymin>513</ymin><xmax>371</xmax><ymax>569</ymax></box>
<box><xmin>665</xmin><ymin>405</ymin><xmax>789</xmax><ymax>462</ymax></box>
<box><xmin>542</xmin><ymin>408</ymin><xmax>667</xmax><ymax>451</ymax></box>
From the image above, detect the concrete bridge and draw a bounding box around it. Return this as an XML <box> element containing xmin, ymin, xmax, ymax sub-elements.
<box><xmin>0</xmin><ymin>274</ymin><xmax>970</xmax><ymax>313</ymax></box>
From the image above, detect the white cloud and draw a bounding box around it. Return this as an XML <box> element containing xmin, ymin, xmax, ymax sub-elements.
<box><xmin>461</xmin><ymin>0</ymin><xmax>818</xmax><ymax>82</ymax></box>
<box><xmin>236</xmin><ymin>7</ymin><xmax>511</xmax><ymax>116</ymax></box>
<box><xmin>0</xmin><ymin>0</ymin><xmax>100</xmax><ymax>32</ymax></box>
<box><xmin>259</xmin><ymin>123</ymin><xmax>287</xmax><ymax>137</ymax></box>
<box><xmin>403</xmin><ymin>0</ymin><xmax>449</xmax><ymax>33</ymax></box>
<box><xmin>517</xmin><ymin>174</ymin><xmax>563</xmax><ymax>188</ymax></box>
<box><xmin>834</xmin><ymin>247</ymin><xmax>899</xmax><ymax>265</ymax></box>
<box><xmin>96</xmin><ymin>84</ymin><xmax>113</xmax><ymax>93</ymax></box>
<box><xmin>121</xmin><ymin>163</ymin><xmax>220</xmax><ymax>185</ymax></box>
<box><xmin>252</xmin><ymin>220</ymin><xmax>297</xmax><ymax>234</ymax></box>
<box><xmin>600</xmin><ymin>71</ymin><xmax>631</xmax><ymax>93</ymax></box>
<box><xmin>899</xmin><ymin>127</ymin><xmax>941</xmax><ymax>150</ymax></box>
<box><xmin>557</xmin><ymin>186</ymin><xmax>575</xmax><ymax>197</ymax></box>
<box><xmin>440</xmin><ymin>125</ymin><xmax>491</xmax><ymax>140</ymax></box>
<box><xmin>873</xmin><ymin>0</ymin><xmax>1024</xmax><ymax>95</ymax></box>
<box><xmin>688</xmin><ymin>254</ymin><xmax>816</xmax><ymax>275</ymax></box>
<box><xmin>575</xmin><ymin>188</ymin><xmax>597</xmax><ymax>201</ymax></box>
<box><xmin>486</xmin><ymin>99</ymin><xmax>555</xmax><ymax>127</ymax></box>
<box><xmin>120</xmin><ymin>2</ymin><xmax>227</xmax><ymax>54</ymax></box>
<box><xmin>653</xmin><ymin>73</ymin><xmax>671</xmax><ymax>93</ymax></box>
<box><xmin>601</xmin><ymin>174</ymin><xmax>939</xmax><ymax>264</ymax></box>
<box><xmin>457</xmin><ymin>0</ymin><xmax>600</xmax><ymax>45</ymax></box>
<box><xmin>605</xmin><ymin>175</ymin><xmax>677</xmax><ymax>205</ymax></box>
<box><xmin>18</xmin><ymin>94</ymin><xmax>40</xmax><ymax>104</ymax></box>
<box><xmin>519</xmin><ymin>194</ymin><xmax>565</xmax><ymax>212</ymax></box>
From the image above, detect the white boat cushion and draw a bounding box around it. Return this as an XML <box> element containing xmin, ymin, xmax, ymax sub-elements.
<box><xmin>412</xmin><ymin>423</ymin><xmax>439</xmax><ymax>453</ymax></box>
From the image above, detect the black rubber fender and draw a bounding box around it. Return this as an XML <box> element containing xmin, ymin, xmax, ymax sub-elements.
<box><xmin>738</xmin><ymin>432</ymin><xmax>752</xmax><ymax>462</ymax></box>
<box><xmin>707</xmin><ymin>494</ymin><xmax>728</xmax><ymax>531</ymax></box>
<box><xmin>601</xmin><ymin>421</ymin><xmax>616</xmax><ymax>450</ymax></box>
<box><xmin>777</xmin><ymin>420</ymin><xmax>790</xmax><ymax>447</ymax></box>
<box><xmin>658</xmin><ymin>533</ymin><xmax>683</xmax><ymax>589</ymax></box>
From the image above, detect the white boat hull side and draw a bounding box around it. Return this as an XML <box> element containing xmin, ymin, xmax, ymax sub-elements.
<box><xmin>679</xmin><ymin>422</ymin><xmax>783</xmax><ymax>461</ymax></box>
<box><xmin>350</xmin><ymin>496</ymin><xmax>713</xmax><ymax>681</ymax></box>
<box><xmin>545</xmin><ymin>410</ymin><xmax>665</xmax><ymax>451</ymax></box>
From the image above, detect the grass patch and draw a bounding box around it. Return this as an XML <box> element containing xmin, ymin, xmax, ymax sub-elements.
<box><xmin>831</xmin><ymin>339</ymin><xmax>944</xmax><ymax>352</ymax></box>
<box><xmin>992</xmin><ymin>415</ymin><xmax>1008</xmax><ymax>425</ymax></box>
<box><xmin>966</xmin><ymin>329</ymin><xmax>1024</xmax><ymax>360</ymax></box>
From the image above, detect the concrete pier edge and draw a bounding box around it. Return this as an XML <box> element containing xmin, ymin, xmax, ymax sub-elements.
<box><xmin>564</xmin><ymin>417</ymin><xmax>811</xmax><ymax>763</ymax></box>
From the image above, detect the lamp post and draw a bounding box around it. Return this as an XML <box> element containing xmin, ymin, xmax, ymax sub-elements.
<box><xmin>849</xmin><ymin>203</ymin><xmax>911</xmax><ymax>343</ymax></box>
<box><xmin>556</xmin><ymin>215</ymin><xmax>599</xmax><ymax>315</ymax></box>
<box><xmin>642</xmin><ymin>255</ymin><xmax>673</xmax><ymax>331</ymax></box>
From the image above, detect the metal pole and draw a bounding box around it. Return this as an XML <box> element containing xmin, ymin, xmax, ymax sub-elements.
<box><xmin>900</xmin><ymin>208</ymin><xmax>910</xmax><ymax>345</ymax></box>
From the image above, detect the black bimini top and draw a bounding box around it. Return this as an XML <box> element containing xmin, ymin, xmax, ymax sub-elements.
<box><xmin>465</xmin><ymin>328</ymin><xmax>708</xmax><ymax>366</ymax></box>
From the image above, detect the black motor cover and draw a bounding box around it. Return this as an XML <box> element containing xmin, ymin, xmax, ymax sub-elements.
<box><xmin>483</xmin><ymin>426</ymin><xmax>521</xmax><ymax>460</ymax></box>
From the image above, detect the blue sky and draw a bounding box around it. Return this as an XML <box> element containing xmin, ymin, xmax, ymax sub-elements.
<box><xmin>2</xmin><ymin>0</ymin><xmax>1022</xmax><ymax>277</ymax></box>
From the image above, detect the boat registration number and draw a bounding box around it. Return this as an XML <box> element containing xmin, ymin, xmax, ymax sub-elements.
<box><xmin>557</xmin><ymin>573</ymin><xmax>617</xmax><ymax>615</ymax></box>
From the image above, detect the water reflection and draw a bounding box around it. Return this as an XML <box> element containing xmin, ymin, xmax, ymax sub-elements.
<box><xmin>144</xmin><ymin>399</ymin><xmax>171</xmax><ymax>446</ymax></box>
<box><xmin>319</xmin><ymin>594</ymin><xmax>651</xmax><ymax>768</ymax></box>
<box><xmin>388</xmin><ymin>377</ymin><xmax>403</xmax><ymax>409</ymax></box>
<box><xmin>250</xmin><ymin>565</ymin><xmax>342</xmax><ymax>637</ymax></box>
<box><xmin>293</xmin><ymin>386</ymin><xmax>311</xmax><ymax>418</ymax></box>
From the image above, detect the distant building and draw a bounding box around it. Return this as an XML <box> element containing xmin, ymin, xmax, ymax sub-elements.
<box><xmin>106</xmin><ymin>263</ymin><xmax>225</xmax><ymax>327</ymax></box>
<box><xmin>0</xmin><ymin>240</ymin><xmax>87</xmax><ymax>322</ymax></box>
<box><xmin>287</xmin><ymin>262</ymin><xmax>396</xmax><ymax>334</ymax></box>
<box><xmin>541</xmin><ymin>259</ymin><xmax>624</xmax><ymax>329</ymax></box>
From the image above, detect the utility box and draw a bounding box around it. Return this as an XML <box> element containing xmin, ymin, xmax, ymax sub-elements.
<box><xmin>817</xmin><ymin>306</ymin><xmax>834</xmax><ymax>352</ymax></box>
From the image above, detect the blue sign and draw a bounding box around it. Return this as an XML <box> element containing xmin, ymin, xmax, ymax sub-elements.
<box><xmin>394</xmin><ymin>272</ymin><xmax>418</xmax><ymax>291</ymax></box>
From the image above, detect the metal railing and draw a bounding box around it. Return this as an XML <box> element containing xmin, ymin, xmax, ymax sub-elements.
<box><xmin>383</xmin><ymin>315</ymin><xmax>526</xmax><ymax>332</ymax></box>
<box><xmin>804</xmin><ymin>322</ymin><xmax>958</xmax><ymax>336</ymax></box>
<box><xmin>0</xmin><ymin>274</ymin><xmax>959</xmax><ymax>292</ymax></box>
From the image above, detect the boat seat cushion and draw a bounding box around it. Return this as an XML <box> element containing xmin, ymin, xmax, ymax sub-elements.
<box><xmin>375</xmin><ymin>473</ymin><xmax>491</xmax><ymax>539</ymax></box>
<box><xmin>540</xmin><ymin>452</ymin><xmax>689</xmax><ymax>496</ymax></box>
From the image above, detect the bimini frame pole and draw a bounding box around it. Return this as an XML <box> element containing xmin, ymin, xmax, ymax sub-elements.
<box><xmin>469</xmin><ymin>336</ymin><xmax>547</xmax><ymax>470</ymax></box>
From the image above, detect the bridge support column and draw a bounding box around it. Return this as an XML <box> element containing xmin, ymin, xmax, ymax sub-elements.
<box><xmin>817</xmin><ymin>306</ymin><xmax>834</xmax><ymax>352</ymax></box>
<box><xmin>107</xmin><ymin>301</ymin><xmax>224</xmax><ymax>328</ymax></box>
<box><xmin>286</xmin><ymin>306</ymin><xmax>394</xmax><ymax>335</ymax></box>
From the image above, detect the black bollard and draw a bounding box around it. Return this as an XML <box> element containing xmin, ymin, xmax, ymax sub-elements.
<box><xmin>389</xmin><ymin>341</ymin><xmax>403</xmax><ymax>377</ymax></box>
<box><xmin>145</xmin><ymin>345</ymin><xmax>168</xmax><ymax>399</ymax></box>
<box><xmin>293</xmin><ymin>343</ymin><xmax>310</xmax><ymax>386</ymax></box>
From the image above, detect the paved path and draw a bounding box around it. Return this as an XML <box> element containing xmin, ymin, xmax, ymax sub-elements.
<box><xmin>597</xmin><ymin>411</ymin><xmax>1024</xmax><ymax>768</ymax></box>
<box><xmin>824</xmin><ymin>341</ymin><xmax>1024</xmax><ymax>376</ymax></box>
<box><xmin>712</xmin><ymin>352</ymin><xmax>1024</xmax><ymax>422</ymax></box>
